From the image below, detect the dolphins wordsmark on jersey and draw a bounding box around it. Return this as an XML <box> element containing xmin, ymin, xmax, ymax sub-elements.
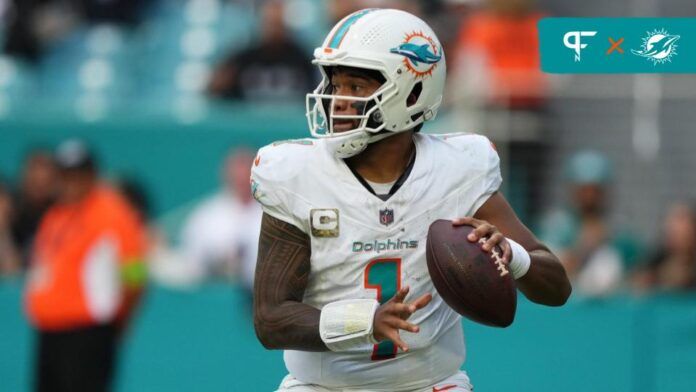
<box><xmin>631</xmin><ymin>34</ymin><xmax>680</xmax><ymax>59</ymax></box>
<box><xmin>389</xmin><ymin>43</ymin><xmax>442</xmax><ymax>65</ymax></box>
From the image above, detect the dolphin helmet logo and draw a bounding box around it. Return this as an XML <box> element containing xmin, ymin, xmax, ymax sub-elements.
<box><xmin>390</xmin><ymin>31</ymin><xmax>442</xmax><ymax>77</ymax></box>
<box><xmin>390</xmin><ymin>43</ymin><xmax>442</xmax><ymax>65</ymax></box>
<box><xmin>632</xmin><ymin>29</ymin><xmax>680</xmax><ymax>65</ymax></box>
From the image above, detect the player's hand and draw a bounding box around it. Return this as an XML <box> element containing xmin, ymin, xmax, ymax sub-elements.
<box><xmin>372</xmin><ymin>286</ymin><xmax>431</xmax><ymax>352</ymax></box>
<box><xmin>453</xmin><ymin>217</ymin><xmax>511</xmax><ymax>264</ymax></box>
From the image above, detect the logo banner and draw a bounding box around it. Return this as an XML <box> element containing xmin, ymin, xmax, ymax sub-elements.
<box><xmin>539</xmin><ymin>18</ymin><xmax>696</xmax><ymax>73</ymax></box>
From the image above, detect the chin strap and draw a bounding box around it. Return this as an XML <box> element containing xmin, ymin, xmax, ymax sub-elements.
<box><xmin>332</xmin><ymin>130</ymin><xmax>402</xmax><ymax>159</ymax></box>
<box><xmin>331</xmin><ymin>132</ymin><xmax>370</xmax><ymax>158</ymax></box>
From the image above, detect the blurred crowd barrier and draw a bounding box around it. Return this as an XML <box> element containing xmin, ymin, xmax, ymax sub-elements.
<box><xmin>2</xmin><ymin>280</ymin><xmax>696</xmax><ymax>392</ymax></box>
<box><xmin>0</xmin><ymin>105</ymin><xmax>303</xmax><ymax>217</ymax></box>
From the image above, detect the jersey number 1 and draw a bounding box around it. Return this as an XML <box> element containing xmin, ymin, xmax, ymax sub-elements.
<box><xmin>364</xmin><ymin>258</ymin><xmax>402</xmax><ymax>361</ymax></box>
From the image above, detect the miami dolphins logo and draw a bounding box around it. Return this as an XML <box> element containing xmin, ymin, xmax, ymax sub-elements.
<box><xmin>250</xmin><ymin>179</ymin><xmax>262</xmax><ymax>201</ymax></box>
<box><xmin>632</xmin><ymin>29</ymin><xmax>680</xmax><ymax>65</ymax></box>
<box><xmin>390</xmin><ymin>31</ymin><xmax>442</xmax><ymax>78</ymax></box>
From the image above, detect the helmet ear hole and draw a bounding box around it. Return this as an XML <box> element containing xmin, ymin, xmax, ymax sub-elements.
<box><xmin>407</xmin><ymin>82</ymin><xmax>423</xmax><ymax>107</ymax></box>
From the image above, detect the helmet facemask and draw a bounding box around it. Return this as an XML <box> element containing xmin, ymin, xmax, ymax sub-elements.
<box><xmin>305</xmin><ymin>9</ymin><xmax>446</xmax><ymax>158</ymax></box>
<box><xmin>306</xmin><ymin>65</ymin><xmax>400</xmax><ymax>158</ymax></box>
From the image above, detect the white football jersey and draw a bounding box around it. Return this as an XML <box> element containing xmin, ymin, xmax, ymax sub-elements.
<box><xmin>251</xmin><ymin>132</ymin><xmax>502</xmax><ymax>391</ymax></box>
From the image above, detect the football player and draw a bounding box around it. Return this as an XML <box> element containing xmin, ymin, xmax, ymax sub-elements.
<box><xmin>252</xmin><ymin>8</ymin><xmax>571</xmax><ymax>392</ymax></box>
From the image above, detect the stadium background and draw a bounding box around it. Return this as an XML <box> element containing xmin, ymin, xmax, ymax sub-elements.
<box><xmin>1</xmin><ymin>0</ymin><xmax>695</xmax><ymax>391</ymax></box>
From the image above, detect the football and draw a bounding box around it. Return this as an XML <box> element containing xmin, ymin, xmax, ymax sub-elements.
<box><xmin>426</xmin><ymin>219</ymin><xmax>517</xmax><ymax>327</ymax></box>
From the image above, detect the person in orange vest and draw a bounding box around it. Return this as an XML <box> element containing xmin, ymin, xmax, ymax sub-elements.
<box><xmin>25</xmin><ymin>139</ymin><xmax>147</xmax><ymax>392</ymax></box>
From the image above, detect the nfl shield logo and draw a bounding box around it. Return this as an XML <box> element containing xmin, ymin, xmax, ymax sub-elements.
<box><xmin>379</xmin><ymin>208</ymin><xmax>394</xmax><ymax>226</ymax></box>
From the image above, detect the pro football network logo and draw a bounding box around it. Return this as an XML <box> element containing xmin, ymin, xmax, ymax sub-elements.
<box><xmin>379</xmin><ymin>208</ymin><xmax>394</xmax><ymax>226</ymax></box>
<box><xmin>390</xmin><ymin>31</ymin><xmax>442</xmax><ymax>78</ymax></box>
<box><xmin>563</xmin><ymin>31</ymin><xmax>597</xmax><ymax>62</ymax></box>
<box><xmin>631</xmin><ymin>29</ymin><xmax>680</xmax><ymax>65</ymax></box>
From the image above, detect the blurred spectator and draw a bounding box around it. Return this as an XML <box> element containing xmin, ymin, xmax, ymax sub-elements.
<box><xmin>2</xmin><ymin>0</ymin><xmax>150</xmax><ymax>62</ymax></box>
<box><xmin>361</xmin><ymin>0</ymin><xmax>422</xmax><ymax>16</ymax></box>
<box><xmin>326</xmin><ymin>0</ymin><xmax>424</xmax><ymax>25</ymax></box>
<box><xmin>448</xmin><ymin>0</ymin><xmax>550</xmax><ymax>220</ymax></box>
<box><xmin>326</xmin><ymin>0</ymin><xmax>365</xmax><ymax>24</ymax></box>
<box><xmin>3</xmin><ymin>0</ymin><xmax>40</xmax><ymax>62</ymax></box>
<box><xmin>417</xmin><ymin>0</ymin><xmax>473</xmax><ymax>57</ymax></box>
<box><xmin>24</xmin><ymin>140</ymin><xmax>147</xmax><ymax>392</ymax></box>
<box><xmin>113</xmin><ymin>174</ymin><xmax>165</xmax><ymax>249</ymax></box>
<box><xmin>113</xmin><ymin>175</ymin><xmax>152</xmax><ymax>224</ymax></box>
<box><xmin>11</xmin><ymin>149</ymin><xmax>57</xmax><ymax>269</ymax></box>
<box><xmin>539</xmin><ymin>150</ymin><xmax>641</xmax><ymax>297</ymax></box>
<box><xmin>0</xmin><ymin>178</ymin><xmax>21</xmax><ymax>276</ymax></box>
<box><xmin>75</xmin><ymin>0</ymin><xmax>153</xmax><ymax>26</ymax></box>
<box><xmin>207</xmin><ymin>0</ymin><xmax>315</xmax><ymax>101</ymax></box>
<box><xmin>2</xmin><ymin>0</ymin><xmax>77</xmax><ymax>63</ymax></box>
<box><xmin>113</xmin><ymin>174</ymin><xmax>179</xmax><ymax>277</ymax></box>
<box><xmin>632</xmin><ymin>202</ymin><xmax>696</xmax><ymax>292</ymax></box>
<box><xmin>451</xmin><ymin>0</ymin><xmax>547</xmax><ymax>109</ymax></box>
<box><xmin>179</xmin><ymin>148</ymin><xmax>262</xmax><ymax>290</ymax></box>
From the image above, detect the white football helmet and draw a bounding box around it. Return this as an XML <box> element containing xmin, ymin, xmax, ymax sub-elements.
<box><xmin>306</xmin><ymin>8</ymin><xmax>446</xmax><ymax>158</ymax></box>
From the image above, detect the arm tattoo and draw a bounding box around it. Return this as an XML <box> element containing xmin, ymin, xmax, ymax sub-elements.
<box><xmin>253</xmin><ymin>213</ymin><xmax>327</xmax><ymax>351</ymax></box>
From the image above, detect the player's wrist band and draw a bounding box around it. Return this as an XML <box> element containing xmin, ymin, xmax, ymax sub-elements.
<box><xmin>507</xmin><ymin>238</ymin><xmax>531</xmax><ymax>279</ymax></box>
<box><xmin>319</xmin><ymin>299</ymin><xmax>380</xmax><ymax>352</ymax></box>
